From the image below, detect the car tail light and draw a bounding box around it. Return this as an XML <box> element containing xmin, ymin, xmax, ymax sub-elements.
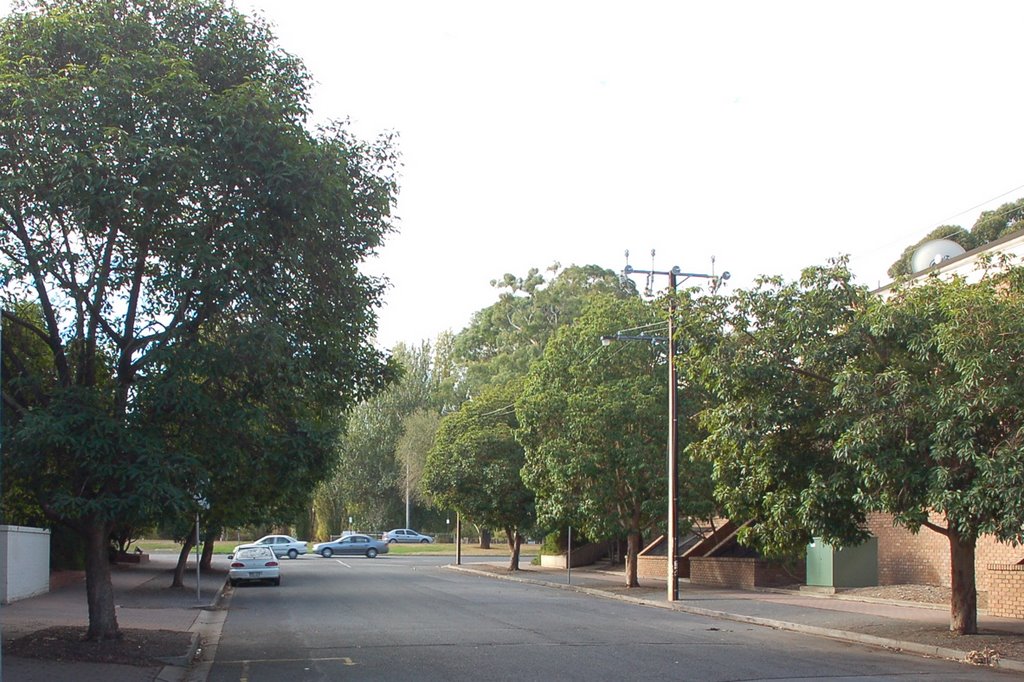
<box><xmin>230</xmin><ymin>562</ymin><xmax>244</xmax><ymax>568</ymax></box>
<box><xmin>265</xmin><ymin>561</ymin><xmax>278</xmax><ymax>567</ymax></box>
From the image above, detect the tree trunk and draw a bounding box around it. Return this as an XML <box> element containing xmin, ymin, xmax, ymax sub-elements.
<box><xmin>506</xmin><ymin>528</ymin><xmax>522</xmax><ymax>571</ymax></box>
<box><xmin>200</xmin><ymin>526</ymin><xmax>218</xmax><ymax>571</ymax></box>
<box><xmin>171</xmin><ymin>521</ymin><xmax>197</xmax><ymax>588</ymax></box>
<box><xmin>478</xmin><ymin>527</ymin><xmax>491</xmax><ymax>549</ymax></box>
<box><xmin>83</xmin><ymin>518</ymin><xmax>120</xmax><ymax>641</ymax></box>
<box><xmin>948</xmin><ymin>530</ymin><xmax>978</xmax><ymax>635</ymax></box>
<box><xmin>624</xmin><ymin>530</ymin><xmax>640</xmax><ymax>588</ymax></box>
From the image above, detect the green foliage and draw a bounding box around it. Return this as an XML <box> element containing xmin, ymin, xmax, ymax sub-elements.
<box><xmin>321</xmin><ymin>339</ymin><xmax>462</xmax><ymax>533</ymax></box>
<box><xmin>423</xmin><ymin>380</ymin><xmax>534</xmax><ymax>537</ymax></box>
<box><xmin>688</xmin><ymin>260</ymin><xmax>871</xmax><ymax>557</ymax></box>
<box><xmin>517</xmin><ymin>293</ymin><xmax>710</xmax><ymax>540</ymax></box>
<box><xmin>455</xmin><ymin>264</ymin><xmax>632</xmax><ymax>393</ymax></box>
<box><xmin>835</xmin><ymin>266</ymin><xmax>1024</xmax><ymax>546</ymax></box>
<box><xmin>0</xmin><ymin>0</ymin><xmax>397</xmax><ymax>637</ymax></box>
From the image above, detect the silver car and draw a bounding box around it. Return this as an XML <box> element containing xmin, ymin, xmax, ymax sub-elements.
<box><xmin>382</xmin><ymin>528</ymin><xmax>434</xmax><ymax>544</ymax></box>
<box><xmin>313</xmin><ymin>534</ymin><xmax>389</xmax><ymax>558</ymax></box>
<box><xmin>228</xmin><ymin>546</ymin><xmax>281</xmax><ymax>586</ymax></box>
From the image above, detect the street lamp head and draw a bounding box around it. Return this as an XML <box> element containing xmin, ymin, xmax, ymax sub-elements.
<box><xmin>601</xmin><ymin>335</ymin><xmax>615</xmax><ymax>346</ymax></box>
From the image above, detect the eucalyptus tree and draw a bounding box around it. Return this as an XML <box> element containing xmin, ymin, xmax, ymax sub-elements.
<box><xmin>0</xmin><ymin>0</ymin><xmax>396</xmax><ymax>640</ymax></box>
<box><xmin>455</xmin><ymin>264</ymin><xmax>632</xmax><ymax>394</ymax></box>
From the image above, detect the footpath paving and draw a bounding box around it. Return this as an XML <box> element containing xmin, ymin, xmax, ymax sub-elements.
<box><xmin>1</xmin><ymin>552</ymin><xmax>227</xmax><ymax>682</ymax></box>
<box><xmin>2</xmin><ymin>553</ymin><xmax>1023</xmax><ymax>680</ymax></box>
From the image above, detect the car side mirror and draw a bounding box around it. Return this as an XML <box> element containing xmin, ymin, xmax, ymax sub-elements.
<box><xmin>227</xmin><ymin>554</ymin><xmax>233</xmax><ymax>560</ymax></box>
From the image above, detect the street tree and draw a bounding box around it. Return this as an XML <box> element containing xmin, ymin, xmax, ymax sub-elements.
<box><xmin>423</xmin><ymin>380</ymin><xmax>534</xmax><ymax>570</ymax></box>
<box><xmin>834</xmin><ymin>263</ymin><xmax>1024</xmax><ymax>635</ymax></box>
<box><xmin>0</xmin><ymin>0</ymin><xmax>396</xmax><ymax>640</ymax></box>
<box><xmin>687</xmin><ymin>261</ymin><xmax>870</xmax><ymax>558</ymax></box>
<box><xmin>518</xmin><ymin>294</ymin><xmax>714</xmax><ymax>587</ymax></box>
<box><xmin>689</xmin><ymin>258</ymin><xmax>1024</xmax><ymax>635</ymax></box>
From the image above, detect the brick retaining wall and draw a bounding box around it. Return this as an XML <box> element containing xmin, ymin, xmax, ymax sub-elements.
<box><xmin>689</xmin><ymin>557</ymin><xmax>802</xmax><ymax>589</ymax></box>
<box><xmin>867</xmin><ymin>512</ymin><xmax>1024</xmax><ymax>592</ymax></box>
<box><xmin>987</xmin><ymin>563</ymin><xmax>1024</xmax><ymax>619</ymax></box>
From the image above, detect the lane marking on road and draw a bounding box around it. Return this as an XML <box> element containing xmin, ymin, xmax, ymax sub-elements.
<box><xmin>335</xmin><ymin>559</ymin><xmax>352</xmax><ymax>568</ymax></box>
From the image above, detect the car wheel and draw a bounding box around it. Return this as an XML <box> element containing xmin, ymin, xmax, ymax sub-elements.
<box><xmin>229</xmin><ymin>579</ymin><xmax>237</xmax><ymax>587</ymax></box>
<box><xmin>322</xmin><ymin>548</ymin><xmax>333</xmax><ymax>558</ymax></box>
<box><xmin>288</xmin><ymin>549</ymin><xmax>298</xmax><ymax>560</ymax></box>
<box><xmin>387</xmin><ymin>539</ymin><xmax>397</xmax><ymax>544</ymax></box>
<box><xmin>420</xmin><ymin>538</ymin><xmax>430</xmax><ymax>543</ymax></box>
<box><xmin>272</xmin><ymin>577</ymin><xmax>281</xmax><ymax>586</ymax></box>
<box><xmin>366</xmin><ymin>548</ymin><xmax>378</xmax><ymax>558</ymax></box>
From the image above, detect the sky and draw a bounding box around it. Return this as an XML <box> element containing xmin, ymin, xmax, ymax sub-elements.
<box><xmin>5</xmin><ymin>1</ymin><xmax>1024</xmax><ymax>349</ymax></box>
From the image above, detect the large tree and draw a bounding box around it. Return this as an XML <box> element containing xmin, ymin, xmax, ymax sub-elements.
<box><xmin>0</xmin><ymin>0</ymin><xmax>396</xmax><ymax>640</ymax></box>
<box><xmin>423</xmin><ymin>380</ymin><xmax>534</xmax><ymax>570</ymax></box>
<box><xmin>687</xmin><ymin>261</ymin><xmax>870</xmax><ymax>558</ymax></box>
<box><xmin>455</xmin><ymin>264</ymin><xmax>632</xmax><ymax>393</ymax></box>
<box><xmin>690</xmin><ymin>258</ymin><xmax>1024</xmax><ymax>635</ymax></box>
<box><xmin>518</xmin><ymin>294</ymin><xmax>714</xmax><ymax>587</ymax></box>
<box><xmin>834</xmin><ymin>264</ymin><xmax>1024</xmax><ymax>634</ymax></box>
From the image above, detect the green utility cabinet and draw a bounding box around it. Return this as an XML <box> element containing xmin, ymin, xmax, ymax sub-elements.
<box><xmin>805</xmin><ymin>537</ymin><xmax>878</xmax><ymax>588</ymax></box>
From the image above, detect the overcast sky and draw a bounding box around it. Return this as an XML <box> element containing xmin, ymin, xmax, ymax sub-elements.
<box><xmin>5</xmin><ymin>1</ymin><xmax>1024</xmax><ymax>349</ymax></box>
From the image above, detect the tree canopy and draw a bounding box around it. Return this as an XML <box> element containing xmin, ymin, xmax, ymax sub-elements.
<box><xmin>455</xmin><ymin>264</ymin><xmax>632</xmax><ymax>393</ymax></box>
<box><xmin>0</xmin><ymin>0</ymin><xmax>397</xmax><ymax>640</ymax></box>
<box><xmin>690</xmin><ymin>257</ymin><xmax>1024</xmax><ymax>634</ymax></box>
<box><xmin>687</xmin><ymin>260</ymin><xmax>870</xmax><ymax>558</ymax></box>
<box><xmin>835</xmin><ymin>264</ymin><xmax>1024</xmax><ymax>633</ymax></box>
<box><xmin>423</xmin><ymin>379</ymin><xmax>534</xmax><ymax>570</ymax></box>
<box><xmin>517</xmin><ymin>293</ymin><xmax>714</xmax><ymax>586</ymax></box>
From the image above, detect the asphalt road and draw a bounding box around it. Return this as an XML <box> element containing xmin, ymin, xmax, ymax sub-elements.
<box><xmin>206</xmin><ymin>554</ymin><xmax>1013</xmax><ymax>681</ymax></box>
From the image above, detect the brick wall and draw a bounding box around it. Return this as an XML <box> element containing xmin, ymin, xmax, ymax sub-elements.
<box><xmin>867</xmin><ymin>512</ymin><xmax>1024</xmax><ymax>591</ymax></box>
<box><xmin>987</xmin><ymin>564</ymin><xmax>1024</xmax><ymax>619</ymax></box>
<box><xmin>689</xmin><ymin>557</ymin><xmax>801</xmax><ymax>589</ymax></box>
<box><xmin>637</xmin><ymin>555</ymin><xmax>684</xmax><ymax>580</ymax></box>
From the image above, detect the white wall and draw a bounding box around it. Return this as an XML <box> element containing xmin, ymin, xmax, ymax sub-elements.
<box><xmin>0</xmin><ymin>525</ymin><xmax>50</xmax><ymax>603</ymax></box>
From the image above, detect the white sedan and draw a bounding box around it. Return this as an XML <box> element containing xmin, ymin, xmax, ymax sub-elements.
<box><xmin>228</xmin><ymin>545</ymin><xmax>281</xmax><ymax>587</ymax></box>
<box><xmin>232</xmin><ymin>534</ymin><xmax>308</xmax><ymax>559</ymax></box>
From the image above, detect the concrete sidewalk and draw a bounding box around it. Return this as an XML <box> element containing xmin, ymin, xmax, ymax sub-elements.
<box><xmin>451</xmin><ymin>561</ymin><xmax>1024</xmax><ymax>675</ymax></box>
<box><xmin>1</xmin><ymin>552</ymin><xmax>227</xmax><ymax>682</ymax></box>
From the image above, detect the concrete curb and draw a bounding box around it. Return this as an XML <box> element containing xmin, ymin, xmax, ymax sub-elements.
<box><xmin>448</xmin><ymin>565</ymin><xmax>1024</xmax><ymax>674</ymax></box>
<box><xmin>156</xmin><ymin>575</ymin><xmax>230</xmax><ymax>682</ymax></box>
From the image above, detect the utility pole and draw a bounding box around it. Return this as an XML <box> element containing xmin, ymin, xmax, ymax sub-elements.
<box><xmin>619</xmin><ymin>250</ymin><xmax>728</xmax><ymax>602</ymax></box>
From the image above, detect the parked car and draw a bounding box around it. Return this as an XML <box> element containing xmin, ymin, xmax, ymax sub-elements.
<box><xmin>228</xmin><ymin>545</ymin><xmax>281</xmax><ymax>586</ymax></box>
<box><xmin>382</xmin><ymin>528</ymin><xmax>434</xmax><ymax>544</ymax></box>
<box><xmin>313</xmin><ymin>534</ymin><xmax>389</xmax><ymax>558</ymax></box>
<box><xmin>232</xmin><ymin>534</ymin><xmax>308</xmax><ymax>559</ymax></box>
